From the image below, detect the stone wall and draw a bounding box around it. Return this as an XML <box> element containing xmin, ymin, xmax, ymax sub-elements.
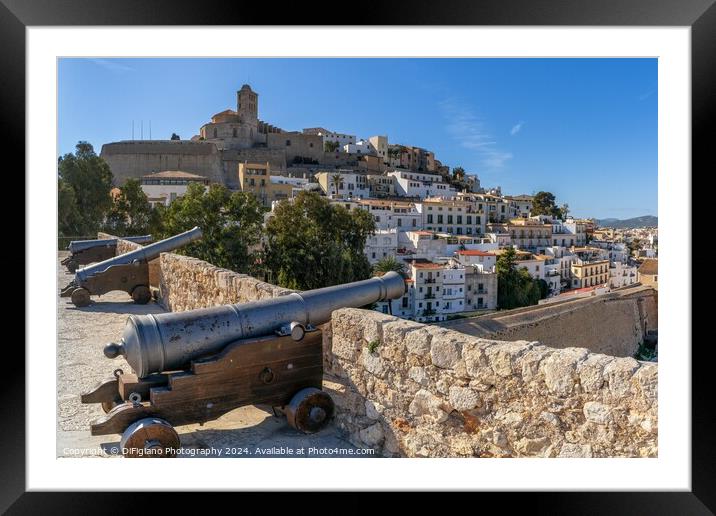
<box><xmin>324</xmin><ymin>308</ymin><xmax>657</xmax><ymax>458</ymax></box>
<box><xmin>157</xmin><ymin>252</ymin><xmax>293</xmax><ymax>311</ymax></box>
<box><xmin>100</xmin><ymin>140</ymin><xmax>225</xmax><ymax>186</ymax></box>
<box><xmin>439</xmin><ymin>287</ymin><xmax>658</xmax><ymax>358</ymax></box>
<box><xmin>101</xmin><ymin>242</ymin><xmax>658</xmax><ymax>458</ymax></box>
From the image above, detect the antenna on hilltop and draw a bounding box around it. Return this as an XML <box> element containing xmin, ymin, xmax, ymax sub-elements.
<box><xmin>149</xmin><ymin>120</ymin><xmax>152</xmax><ymax>140</ymax></box>
<box><xmin>132</xmin><ymin>120</ymin><xmax>134</xmax><ymax>140</ymax></box>
<box><xmin>141</xmin><ymin>120</ymin><xmax>144</xmax><ymax>140</ymax></box>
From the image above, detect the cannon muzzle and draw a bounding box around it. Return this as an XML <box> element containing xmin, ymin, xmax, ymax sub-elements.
<box><xmin>105</xmin><ymin>271</ymin><xmax>406</xmax><ymax>378</ymax></box>
<box><xmin>74</xmin><ymin>227</ymin><xmax>202</xmax><ymax>284</ymax></box>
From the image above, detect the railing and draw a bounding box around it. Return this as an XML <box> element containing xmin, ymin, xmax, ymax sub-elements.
<box><xmin>424</xmin><ymin>278</ymin><xmax>436</xmax><ymax>284</ymax></box>
<box><xmin>424</xmin><ymin>293</ymin><xmax>436</xmax><ymax>299</ymax></box>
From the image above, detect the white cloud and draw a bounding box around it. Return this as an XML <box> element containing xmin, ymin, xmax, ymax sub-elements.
<box><xmin>439</xmin><ymin>98</ymin><xmax>513</xmax><ymax>169</ymax></box>
<box><xmin>510</xmin><ymin>121</ymin><xmax>525</xmax><ymax>135</ymax></box>
<box><xmin>89</xmin><ymin>58</ymin><xmax>134</xmax><ymax>73</ymax></box>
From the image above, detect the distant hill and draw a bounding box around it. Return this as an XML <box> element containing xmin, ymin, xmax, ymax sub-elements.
<box><xmin>595</xmin><ymin>216</ymin><xmax>658</xmax><ymax>229</ymax></box>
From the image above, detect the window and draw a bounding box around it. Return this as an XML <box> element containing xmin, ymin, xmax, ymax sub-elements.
<box><xmin>437</xmin><ymin>215</ymin><xmax>443</xmax><ymax>224</ymax></box>
<box><xmin>447</xmin><ymin>215</ymin><xmax>453</xmax><ymax>224</ymax></box>
<box><xmin>309</xmin><ymin>142</ymin><xmax>313</xmax><ymax>148</ymax></box>
<box><xmin>213</xmin><ymin>128</ymin><xmax>217</xmax><ymax>138</ymax></box>
<box><xmin>427</xmin><ymin>214</ymin><xmax>433</xmax><ymax>223</ymax></box>
<box><xmin>397</xmin><ymin>219</ymin><xmax>402</xmax><ymax>227</ymax></box>
<box><xmin>412</xmin><ymin>218</ymin><xmax>417</xmax><ymax>227</ymax></box>
<box><xmin>233</xmin><ymin>128</ymin><xmax>237</xmax><ymax>137</ymax></box>
<box><xmin>286</xmin><ymin>140</ymin><xmax>291</xmax><ymax>146</ymax></box>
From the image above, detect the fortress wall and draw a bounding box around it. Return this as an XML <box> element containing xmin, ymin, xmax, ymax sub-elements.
<box><xmin>156</xmin><ymin>252</ymin><xmax>294</xmax><ymax>311</ymax></box>
<box><xmin>325</xmin><ymin>308</ymin><xmax>657</xmax><ymax>458</ymax></box>
<box><xmin>100</xmin><ymin>141</ymin><xmax>225</xmax><ymax>185</ymax></box>
<box><xmin>439</xmin><ymin>288</ymin><xmax>658</xmax><ymax>358</ymax></box>
<box><xmin>101</xmin><ymin>242</ymin><xmax>658</xmax><ymax>458</ymax></box>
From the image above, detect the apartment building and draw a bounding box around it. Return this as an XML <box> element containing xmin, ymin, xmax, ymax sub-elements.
<box><xmin>570</xmin><ymin>258</ymin><xmax>610</xmax><ymax>288</ymax></box>
<box><xmin>464</xmin><ymin>267</ymin><xmax>498</xmax><ymax>310</ymax></box>
<box><xmin>388</xmin><ymin>170</ymin><xmax>457</xmax><ymax>199</ymax></box>
<box><xmin>315</xmin><ymin>170</ymin><xmax>370</xmax><ymax>199</ymax></box>
<box><xmin>238</xmin><ymin>162</ymin><xmax>310</xmax><ymax>208</ymax></box>
<box><xmin>358</xmin><ymin>199</ymin><xmax>421</xmax><ymax>230</ymax></box>
<box><xmin>419</xmin><ymin>197</ymin><xmax>485</xmax><ymax>236</ymax></box>
<box><xmin>501</xmin><ymin>218</ymin><xmax>553</xmax><ymax>250</ymax></box>
<box><xmin>609</xmin><ymin>261</ymin><xmax>638</xmax><ymax>289</ymax></box>
<box><xmin>365</xmin><ymin>229</ymin><xmax>399</xmax><ymax>264</ymax></box>
<box><xmin>442</xmin><ymin>265</ymin><xmax>467</xmax><ymax>314</ymax></box>
<box><xmin>408</xmin><ymin>259</ymin><xmax>446</xmax><ymax>322</ymax></box>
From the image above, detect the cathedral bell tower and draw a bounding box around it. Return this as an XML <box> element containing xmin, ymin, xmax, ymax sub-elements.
<box><xmin>237</xmin><ymin>84</ymin><xmax>258</xmax><ymax>124</ymax></box>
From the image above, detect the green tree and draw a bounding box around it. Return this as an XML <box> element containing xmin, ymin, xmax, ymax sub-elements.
<box><xmin>264</xmin><ymin>191</ymin><xmax>375</xmax><ymax>290</ymax></box>
<box><xmin>331</xmin><ymin>173</ymin><xmax>342</xmax><ymax>197</ymax></box>
<box><xmin>452</xmin><ymin>166</ymin><xmax>465</xmax><ymax>181</ymax></box>
<box><xmin>156</xmin><ymin>182</ymin><xmax>264</xmax><ymax>272</ymax></box>
<box><xmin>103</xmin><ymin>178</ymin><xmax>157</xmax><ymax>236</ymax></box>
<box><xmin>58</xmin><ymin>142</ymin><xmax>114</xmax><ymax>236</ymax></box>
<box><xmin>373</xmin><ymin>256</ymin><xmax>406</xmax><ymax>277</ymax></box>
<box><xmin>58</xmin><ymin>178</ymin><xmax>83</xmax><ymax>238</ymax></box>
<box><xmin>324</xmin><ymin>141</ymin><xmax>340</xmax><ymax>152</ymax></box>
<box><xmin>496</xmin><ymin>247</ymin><xmax>546</xmax><ymax>309</ymax></box>
<box><xmin>170</xmin><ymin>133</ymin><xmax>181</xmax><ymax>140</ymax></box>
<box><xmin>532</xmin><ymin>191</ymin><xmax>563</xmax><ymax>219</ymax></box>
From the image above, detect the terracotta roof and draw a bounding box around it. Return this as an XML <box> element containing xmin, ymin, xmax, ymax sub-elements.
<box><xmin>456</xmin><ymin>250</ymin><xmax>493</xmax><ymax>257</ymax></box>
<box><xmin>410</xmin><ymin>260</ymin><xmax>442</xmax><ymax>269</ymax></box>
<box><xmin>638</xmin><ymin>258</ymin><xmax>658</xmax><ymax>275</ymax></box>
<box><xmin>212</xmin><ymin>109</ymin><xmax>237</xmax><ymax>117</ymax></box>
<box><xmin>142</xmin><ymin>170</ymin><xmax>208</xmax><ymax>179</ymax></box>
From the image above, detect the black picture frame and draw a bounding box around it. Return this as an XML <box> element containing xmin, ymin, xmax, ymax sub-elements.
<box><xmin>6</xmin><ymin>0</ymin><xmax>708</xmax><ymax>511</ymax></box>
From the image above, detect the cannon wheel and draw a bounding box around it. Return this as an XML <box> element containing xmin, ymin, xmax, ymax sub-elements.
<box><xmin>70</xmin><ymin>288</ymin><xmax>91</xmax><ymax>307</ymax></box>
<box><xmin>131</xmin><ymin>285</ymin><xmax>152</xmax><ymax>305</ymax></box>
<box><xmin>65</xmin><ymin>259</ymin><xmax>79</xmax><ymax>273</ymax></box>
<box><xmin>285</xmin><ymin>387</ymin><xmax>335</xmax><ymax>434</ymax></box>
<box><xmin>119</xmin><ymin>417</ymin><xmax>180</xmax><ymax>458</ymax></box>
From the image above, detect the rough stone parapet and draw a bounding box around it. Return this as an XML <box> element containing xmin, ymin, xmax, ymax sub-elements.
<box><xmin>157</xmin><ymin>252</ymin><xmax>294</xmax><ymax>311</ymax></box>
<box><xmin>326</xmin><ymin>308</ymin><xmax>658</xmax><ymax>458</ymax></box>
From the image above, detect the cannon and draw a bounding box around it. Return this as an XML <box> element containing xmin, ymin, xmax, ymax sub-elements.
<box><xmin>81</xmin><ymin>271</ymin><xmax>406</xmax><ymax>457</ymax></box>
<box><xmin>61</xmin><ymin>235</ymin><xmax>153</xmax><ymax>273</ymax></box>
<box><xmin>60</xmin><ymin>227</ymin><xmax>202</xmax><ymax>307</ymax></box>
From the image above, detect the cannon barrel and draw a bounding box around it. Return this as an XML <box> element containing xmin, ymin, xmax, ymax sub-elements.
<box><xmin>74</xmin><ymin>227</ymin><xmax>202</xmax><ymax>284</ymax></box>
<box><xmin>67</xmin><ymin>235</ymin><xmax>153</xmax><ymax>254</ymax></box>
<box><xmin>104</xmin><ymin>271</ymin><xmax>406</xmax><ymax>378</ymax></box>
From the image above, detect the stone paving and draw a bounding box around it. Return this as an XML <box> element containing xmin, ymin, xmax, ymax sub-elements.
<box><xmin>56</xmin><ymin>251</ymin><xmax>362</xmax><ymax>458</ymax></box>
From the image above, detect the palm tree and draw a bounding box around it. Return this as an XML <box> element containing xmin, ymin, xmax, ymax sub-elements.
<box><xmin>373</xmin><ymin>256</ymin><xmax>406</xmax><ymax>277</ymax></box>
<box><xmin>331</xmin><ymin>174</ymin><xmax>342</xmax><ymax>198</ymax></box>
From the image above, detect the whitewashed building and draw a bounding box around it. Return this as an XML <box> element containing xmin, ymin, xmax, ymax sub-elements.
<box><xmin>388</xmin><ymin>170</ymin><xmax>457</xmax><ymax>199</ymax></box>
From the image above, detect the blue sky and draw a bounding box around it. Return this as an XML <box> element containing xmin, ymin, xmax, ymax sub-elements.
<box><xmin>58</xmin><ymin>58</ymin><xmax>657</xmax><ymax>219</ymax></box>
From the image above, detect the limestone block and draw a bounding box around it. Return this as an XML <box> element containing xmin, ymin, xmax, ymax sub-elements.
<box><xmin>558</xmin><ymin>443</ymin><xmax>593</xmax><ymax>458</ymax></box>
<box><xmin>405</xmin><ymin>329</ymin><xmax>433</xmax><ymax>356</ymax></box>
<box><xmin>603</xmin><ymin>357</ymin><xmax>640</xmax><ymax>395</ymax></box>
<box><xmin>633</xmin><ymin>362</ymin><xmax>658</xmax><ymax>401</ymax></box>
<box><xmin>359</xmin><ymin>422</ymin><xmax>385</xmax><ymax>447</ymax></box>
<box><xmin>430</xmin><ymin>333</ymin><xmax>463</xmax><ymax>369</ymax></box>
<box><xmin>583</xmin><ymin>401</ymin><xmax>613</xmax><ymax>425</ymax></box>
<box><xmin>578</xmin><ymin>354</ymin><xmax>615</xmax><ymax>393</ymax></box>
<box><xmin>408</xmin><ymin>366</ymin><xmax>430</xmax><ymax>387</ymax></box>
<box><xmin>408</xmin><ymin>389</ymin><xmax>449</xmax><ymax>423</ymax></box>
<box><xmin>448</xmin><ymin>386</ymin><xmax>480</xmax><ymax>411</ymax></box>
<box><xmin>486</xmin><ymin>341</ymin><xmax>533</xmax><ymax>377</ymax></box>
<box><xmin>514</xmin><ymin>436</ymin><xmax>551</xmax><ymax>456</ymax></box>
<box><xmin>541</xmin><ymin>348</ymin><xmax>589</xmax><ymax>396</ymax></box>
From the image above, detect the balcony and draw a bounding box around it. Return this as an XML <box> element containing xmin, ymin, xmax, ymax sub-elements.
<box><xmin>424</xmin><ymin>278</ymin><xmax>437</xmax><ymax>284</ymax></box>
<box><xmin>424</xmin><ymin>293</ymin><xmax>436</xmax><ymax>299</ymax></box>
